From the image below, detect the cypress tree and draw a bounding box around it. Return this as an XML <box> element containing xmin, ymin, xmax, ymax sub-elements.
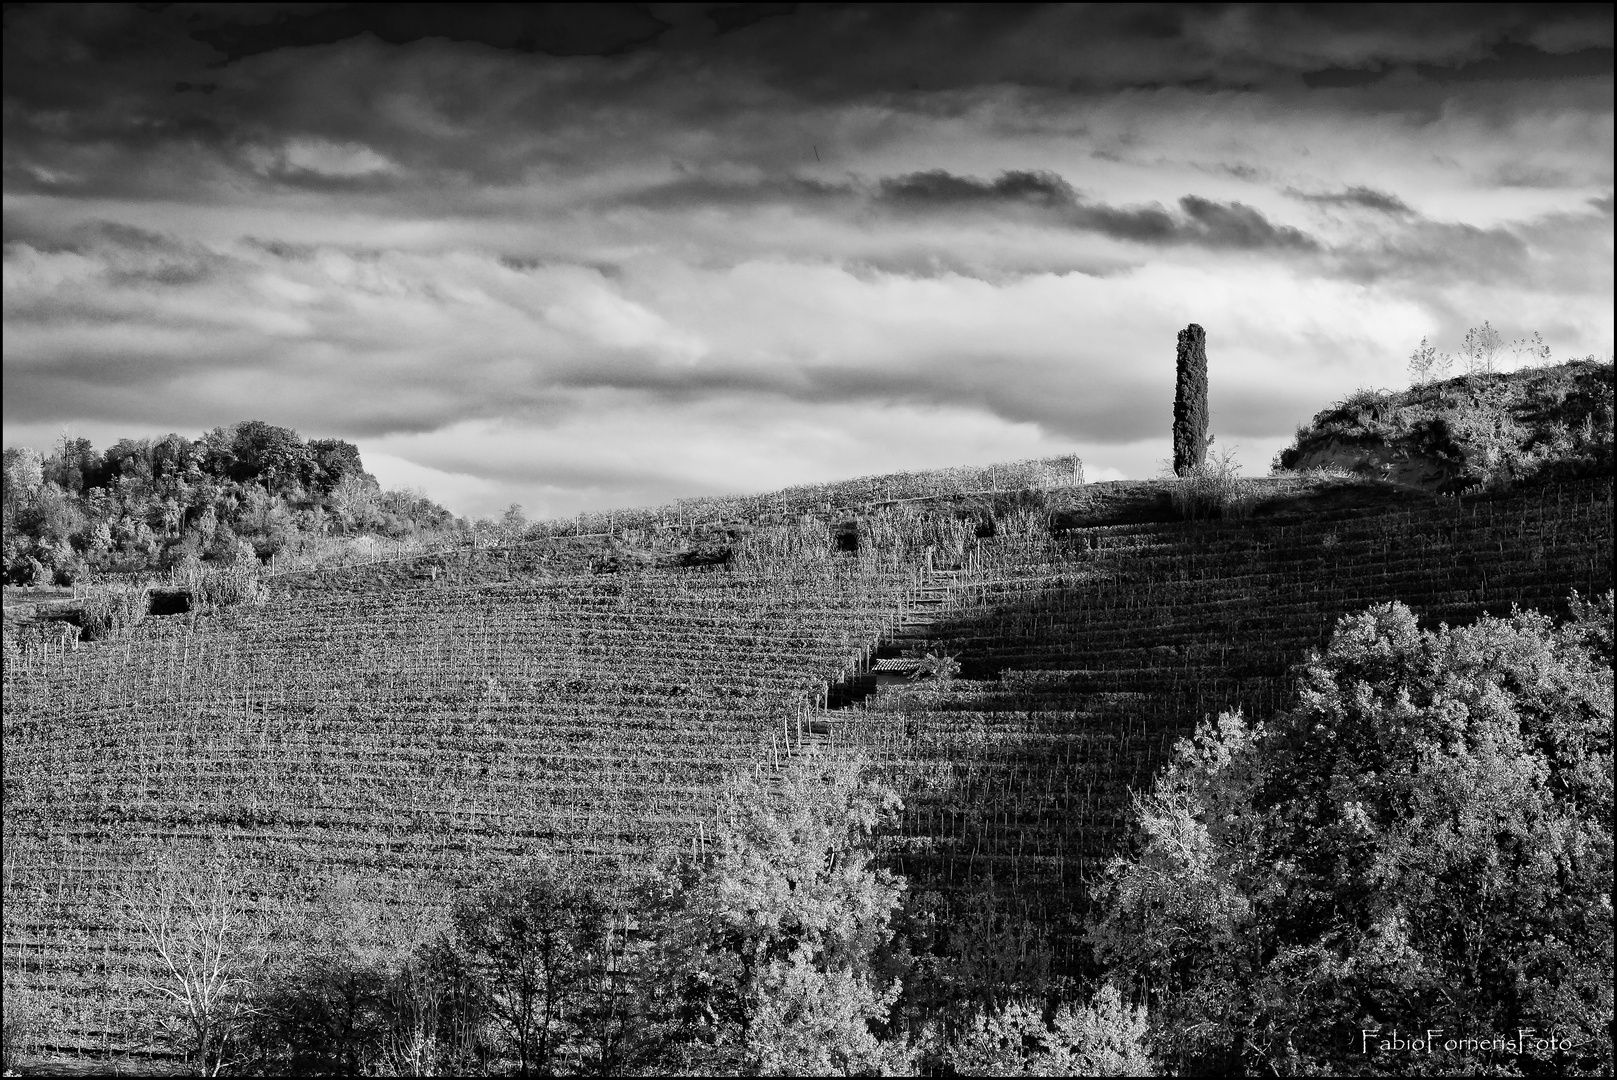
<box><xmin>1173</xmin><ymin>323</ymin><xmax>1209</xmax><ymax>476</ymax></box>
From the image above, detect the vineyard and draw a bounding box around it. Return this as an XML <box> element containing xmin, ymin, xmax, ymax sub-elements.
<box><xmin>2</xmin><ymin>464</ymin><xmax>1612</xmax><ymax>1055</ymax></box>
<box><xmin>826</xmin><ymin>477</ymin><xmax>1615</xmax><ymax>978</ymax></box>
<box><xmin>1</xmin><ymin>556</ymin><xmax>932</xmax><ymax>1054</ymax></box>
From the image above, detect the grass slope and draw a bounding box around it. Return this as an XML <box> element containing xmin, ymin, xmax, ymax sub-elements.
<box><xmin>1277</xmin><ymin>357</ymin><xmax>1614</xmax><ymax>491</ymax></box>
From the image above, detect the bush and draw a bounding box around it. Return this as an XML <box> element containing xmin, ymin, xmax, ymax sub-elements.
<box><xmin>76</xmin><ymin>581</ymin><xmax>149</xmax><ymax>641</ymax></box>
<box><xmin>175</xmin><ymin>554</ymin><xmax>264</xmax><ymax>613</ymax></box>
<box><xmin>941</xmin><ymin>985</ymin><xmax>1154</xmax><ymax>1076</ymax></box>
<box><xmin>1</xmin><ymin>986</ymin><xmax>43</xmax><ymax>1073</ymax></box>
<box><xmin>1168</xmin><ymin>447</ymin><xmax>1258</xmax><ymax>520</ymax></box>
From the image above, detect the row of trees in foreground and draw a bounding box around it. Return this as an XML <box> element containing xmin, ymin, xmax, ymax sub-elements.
<box><xmin>11</xmin><ymin>592</ymin><xmax>1608</xmax><ymax>1076</ymax></box>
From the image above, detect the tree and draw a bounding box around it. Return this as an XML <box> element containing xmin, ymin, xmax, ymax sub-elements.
<box><xmin>1510</xmin><ymin>330</ymin><xmax>1552</xmax><ymax>369</ymax></box>
<box><xmin>1091</xmin><ymin>595</ymin><xmax>1615</xmax><ymax>1075</ymax></box>
<box><xmin>1406</xmin><ymin>335</ymin><xmax>1441</xmax><ymax>386</ymax></box>
<box><xmin>43</xmin><ymin>434</ymin><xmax>101</xmax><ymax>496</ymax></box>
<box><xmin>1461</xmin><ymin>320</ymin><xmax>1504</xmax><ymax>375</ymax></box>
<box><xmin>230</xmin><ymin>420</ymin><xmax>315</xmax><ymax>491</ymax></box>
<box><xmin>328</xmin><ymin>473</ymin><xmax>382</xmax><ymax>534</ymax></box>
<box><xmin>448</xmin><ymin>863</ymin><xmax>615</xmax><ymax>1076</ymax></box>
<box><xmin>2</xmin><ymin>447</ymin><xmax>45</xmax><ymax>507</ymax></box>
<box><xmin>648</xmin><ymin>754</ymin><xmax>912</xmax><ymax>1075</ymax></box>
<box><xmin>308</xmin><ymin>438</ymin><xmax>371</xmax><ymax>497</ymax></box>
<box><xmin>123</xmin><ymin>856</ymin><xmax>266</xmax><ymax>1076</ymax></box>
<box><xmin>1172</xmin><ymin>324</ymin><xmax>1210</xmax><ymax>476</ymax></box>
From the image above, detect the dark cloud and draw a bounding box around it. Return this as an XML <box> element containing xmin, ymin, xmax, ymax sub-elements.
<box><xmin>616</xmin><ymin>174</ymin><xmax>857</xmax><ymax>211</ymax></box>
<box><xmin>1415</xmin><ymin>41</ymin><xmax>1613</xmax><ymax>82</ymax></box>
<box><xmin>1288</xmin><ymin>186</ymin><xmax>1413</xmax><ymax>214</ymax></box>
<box><xmin>183</xmin><ymin>4</ymin><xmax>675</xmax><ymax>61</ymax></box>
<box><xmin>1330</xmin><ymin>221</ymin><xmax>1534</xmax><ymax>286</ymax></box>
<box><xmin>1177</xmin><ymin>196</ymin><xmax>1317</xmax><ymax>250</ymax></box>
<box><xmin>876</xmin><ymin>170</ymin><xmax>1318</xmax><ymax>252</ymax></box>
<box><xmin>879</xmin><ymin>169</ymin><xmax>1078</xmax><ymax>207</ymax></box>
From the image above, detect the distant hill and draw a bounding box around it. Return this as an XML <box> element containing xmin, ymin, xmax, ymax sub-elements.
<box><xmin>1277</xmin><ymin>357</ymin><xmax>1614</xmax><ymax>491</ymax></box>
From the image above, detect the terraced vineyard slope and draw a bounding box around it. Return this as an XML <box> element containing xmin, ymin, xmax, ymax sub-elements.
<box><xmin>829</xmin><ymin>477</ymin><xmax>1614</xmax><ymax>980</ymax></box>
<box><xmin>2</xmin><ymin>558</ymin><xmax>930</xmax><ymax>1054</ymax></box>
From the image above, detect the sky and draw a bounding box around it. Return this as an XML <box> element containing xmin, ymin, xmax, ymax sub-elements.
<box><xmin>3</xmin><ymin>3</ymin><xmax>1612</xmax><ymax>521</ymax></box>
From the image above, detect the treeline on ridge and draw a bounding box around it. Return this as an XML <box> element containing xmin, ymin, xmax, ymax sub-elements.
<box><xmin>1</xmin><ymin>421</ymin><xmax>460</xmax><ymax>587</ymax></box>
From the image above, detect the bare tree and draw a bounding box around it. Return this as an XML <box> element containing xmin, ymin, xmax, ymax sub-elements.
<box><xmin>1407</xmin><ymin>336</ymin><xmax>1434</xmax><ymax>385</ymax></box>
<box><xmin>1460</xmin><ymin>321</ymin><xmax>1504</xmax><ymax>374</ymax></box>
<box><xmin>123</xmin><ymin>859</ymin><xmax>264</xmax><ymax>1076</ymax></box>
<box><xmin>1509</xmin><ymin>330</ymin><xmax>1551</xmax><ymax>368</ymax></box>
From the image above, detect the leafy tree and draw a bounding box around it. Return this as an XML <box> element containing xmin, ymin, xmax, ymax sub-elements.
<box><xmin>308</xmin><ymin>438</ymin><xmax>370</xmax><ymax>496</ymax></box>
<box><xmin>646</xmin><ymin>754</ymin><xmax>912</xmax><ymax>1075</ymax></box>
<box><xmin>2</xmin><ymin>447</ymin><xmax>45</xmax><ymax>514</ymax></box>
<box><xmin>1091</xmin><ymin>595</ymin><xmax>1615</xmax><ymax>1075</ymax></box>
<box><xmin>328</xmin><ymin>473</ymin><xmax>382</xmax><ymax>534</ymax></box>
<box><xmin>1173</xmin><ymin>323</ymin><xmax>1211</xmax><ymax>476</ymax></box>
<box><xmin>448</xmin><ymin>863</ymin><xmax>615</xmax><ymax>1076</ymax></box>
<box><xmin>229</xmin><ymin>420</ymin><xmax>316</xmax><ymax>491</ymax></box>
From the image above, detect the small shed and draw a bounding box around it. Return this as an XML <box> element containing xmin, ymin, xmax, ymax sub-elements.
<box><xmin>870</xmin><ymin>657</ymin><xmax>923</xmax><ymax>688</ymax></box>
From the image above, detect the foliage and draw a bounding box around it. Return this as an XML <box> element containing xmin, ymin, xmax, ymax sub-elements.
<box><xmin>241</xmin><ymin>887</ymin><xmax>494</xmax><ymax>1077</ymax></box>
<box><xmin>1</xmin><ymin>420</ymin><xmax>460</xmax><ymax>587</ymax></box>
<box><xmin>1168</xmin><ymin>445</ymin><xmax>1257</xmax><ymax>520</ymax></box>
<box><xmin>1173</xmin><ymin>323</ymin><xmax>1211</xmax><ymax>476</ymax></box>
<box><xmin>446</xmin><ymin>864</ymin><xmax>623</xmax><ymax>1076</ymax></box>
<box><xmin>174</xmin><ymin>543</ymin><xmax>265</xmax><ymax>613</ymax></box>
<box><xmin>940</xmin><ymin>984</ymin><xmax>1154</xmax><ymax>1076</ymax></box>
<box><xmin>1091</xmin><ymin>594</ymin><xmax>1615</xmax><ymax>1076</ymax></box>
<box><xmin>225</xmin><ymin>757</ymin><xmax>914</xmax><ymax>1076</ymax></box>
<box><xmin>0</xmin><ymin>984</ymin><xmax>43</xmax><ymax>1073</ymax></box>
<box><xmin>907</xmin><ymin>649</ymin><xmax>963</xmax><ymax>682</ymax></box>
<box><xmin>643</xmin><ymin>753</ymin><xmax>913</xmax><ymax>1076</ymax></box>
<box><xmin>1281</xmin><ymin>356</ymin><xmax>1614</xmax><ymax>489</ymax></box>
<box><xmin>1407</xmin><ymin>335</ymin><xmax>1455</xmax><ymax>386</ymax></box>
<box><xmin>76</xmin><ymin>580</ymin><xmax>150</xmax><ymax>641</ymax></box>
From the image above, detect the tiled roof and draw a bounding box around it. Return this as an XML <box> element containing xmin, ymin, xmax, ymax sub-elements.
<box><xmin>871</xmin><ymin>658</ymin><xmax>921</xmax><ymax>672</ymax></box>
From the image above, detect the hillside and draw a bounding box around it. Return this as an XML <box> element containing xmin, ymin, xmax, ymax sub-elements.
<box><xmin>1277</xmin><ymin>357</ymin><xmax>1614</xmax><ymax>491</ymax></box>
<box><xmin>2</xmin><ymin>550</ymin><xmax>929</xmax><ymax>1056</ymax></box>
<box><xmin>3</xmin><ymin>420</ymin><xmax>1613</xmax><ymax>1059</ymax></box>
<box><xmin>833</xmin><ymin>476</ymin><xmax>1612</xmax><ymax>985</ymax></box>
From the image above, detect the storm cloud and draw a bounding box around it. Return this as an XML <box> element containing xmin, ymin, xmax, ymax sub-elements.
<box><xmin>4</xmin><ymin>3</ymin><xmax>1612</xmax><ymax>517</ymax></box>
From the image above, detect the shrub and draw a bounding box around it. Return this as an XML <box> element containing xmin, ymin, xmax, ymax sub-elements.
<box><xmin>1168</xmin><ymin>447</ymin><xmax>1257</xmax><ymax>520</ymax></box>
<box><xmin>942</xmin><ymin>985</ymin><xmax>1155</xmax><ymax>1076</ymax></box>
<box><xmin>175</xmin><ymin>554</ymin><xmax>264</xmax><ymax>613</ymax></box>
<box><xmin>1</xmin><ymin>986</ymin><xmax>43</xmax><ymax>1073</ymax></box>
<box><xmin>76</xmin><ymin>581</ymin><xmax>149</xmax><ymax>641</ymax></box>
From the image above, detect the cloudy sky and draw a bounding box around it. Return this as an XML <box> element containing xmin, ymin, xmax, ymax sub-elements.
<box><xmin>4</xmin><ymin>3</ymin><xmax>1612</xmax><ymax>520</ymax></box>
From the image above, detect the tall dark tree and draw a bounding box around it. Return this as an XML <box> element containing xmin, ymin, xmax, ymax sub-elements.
<box><xmin>1172</xmin><ymin>324</ymin><xmax>1209</xmax><ymax>476</ymax></box>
